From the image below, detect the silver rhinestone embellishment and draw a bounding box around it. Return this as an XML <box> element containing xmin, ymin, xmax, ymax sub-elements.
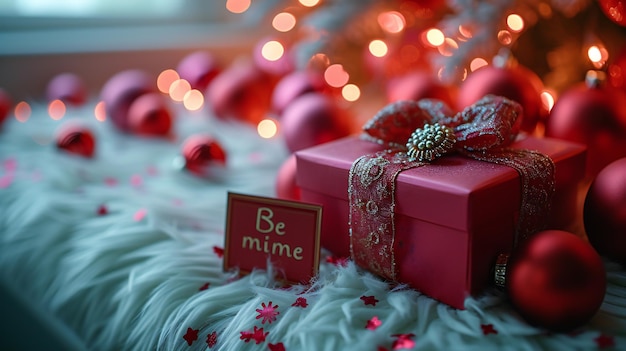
<box><xmin>406</xmin><ymin>123</ymin><xmax>456</xmax><ymax>162</ymax></box>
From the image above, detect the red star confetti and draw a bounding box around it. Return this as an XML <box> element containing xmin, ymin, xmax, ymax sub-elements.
<box><xmin>366</xmin><ymin>316</ymin><xmax>382</xmax><ymax>330</ymax></box>
<box><xmin>0</xmin><ymin>174</ymin><xmax>13</xmax><ymax>189</ymax></box>
<box><xmin>104</xmin><ymin>177</ymin><xmax>118</xmax><ymax>187</ymax></box>
<box><xmin>595</xmin><ymin>334</ymin><xmax>615</xmax><ymax>349</ymax></box>
<box><xmin>481</xmin><ymin>324</ymin><xmax>498</xmax><ymax>335</ymax></box>
<box><xmin>291</xmin><ymin>297</ymin><xmax>308</xmax><ymax>308</ymax></box>
<box><xmin>199</xmin><ymin>282</ymin><xmax>210</xmax><ymax>291</ymax></box>
<box><xmin>361</xmin><ymin>295</ymin><xmax>379</xmax><ymax>306</ymax></box>
<box><xmin>240</xmin><ymin>326</ymin><xmax>269</xmax><ymax>344</ymax></box>
<box><xmin>256</xmin><ymin>301</ymin><xmax>280</xmax><ymax>324</ymax></box>
<box><xmin>97</xmin><ymin>205</ymin><xmax>108</xmax><ymax>216</ymax></box>
<box><xmin>213</xmin><ymin>246</ymin><xmax>224</xmax><ymax>258</ymax></box>
<box><xmin>31</xmin><ymin>170</ymin><xmax>42</xmax><ymax>182</ymax></box>
<box><xmin>146</xmin><ymin>165</ymin><xmax>159</xmax><ymax>176</ymax></box>
<box><xmin>248</xmin><ymin>151</ymin><xmax>263</xmax><ymax>163</ymax></box>
<box><xmin>326</xmin><ymin>255</ymin><xmax>349</xmax><ymax>266</ymax></box>
<box><xmin>268</xmin><ymin>342</ymin><xmax>286</xmax><ymax>351</ymax></box>
<box><xmin>133</xmin><ymin>208</ymin><xmax>147</xmax><ymax>222</ymax></box>
<box><xmin>3</xmin><ymin>158</ymin><xmax>17</xmax><ymax>173</ymax></box>
<box><xmin>206</xmin><ymin>331</ymin><xmax>218</xmax><ymax>348</ymax></box>
<box><xmin>391</xmin><ymin>333</ymin><xmax>415</xmax><ymax>350</ymax></box>
<box><xmin>130</xmin><ymin>174</ymin><xmax>143</xmax><ymax>188</ymax></box>
<box><xmin>183</xmin><ymin>327</ymin><xmax>199</xmax><ymax>346</ymax></box>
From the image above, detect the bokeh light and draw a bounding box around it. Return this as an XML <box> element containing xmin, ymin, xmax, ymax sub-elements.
<box><xmin>324</xmin><ymin>64</ymin><xmax>350</xmax><ymax>88</ymax></box>
<box><xmin>369</xmin><ymin>40</ymin><xmax>389</xmax><ymax>58</ymax></box>
<box><xmin>588</xmin><ymin>45</ymin><xmax>609</xmax><ymax>68</ymax></box>
<box><xmin>299</xmin><ymin>0</ymin><xmax>320</xmax><ymax>7</ymax></box>
<box><xmin>226</xmin><ymin>0</ymin><xmax>251</xmax><ymax>13</ymax></box>
<box><xmin>498</xmin><ymin>30</ymin><xmax>513</xmax><ymax>45</ymax></box>
<box><xmin>541</xmin><ymin>90</ymin><xmax>556</xmax><ymax>112</ymax></box>
<box><xmin>183</xmin><ymin>89</ymin><xmax>204</xmax><ymax>111</ymax></box>
<box><xmin>257</xmin><ymin>118</ymin><xmax>278</xmax><ymax>138</ymax></box>
<box><xmin>15</xmin><ymin>101</ymin><xmax>31</xmax><ymax>123</ymax></box>
<box><xmin>169</xmin><ymin>79</ymin><xmax>192</xmax><ymax>102</ymax></box>
<box><xmin>48</xmin><ymin>99</ymin><xmax>66</xmax><ymax>120</ymax></box>
<box><xmin>437</xmin><ymin>38</ymin><xmax>459</xmax><ymax>56</ymax></box>
<box><xmin>470</xmin><ymin>57</ymin><xmax>489</xmax><ymax>71</ymax></box>
<box><xmin>273</xmin><ymin>12</ymin><xmax>296</xmax><ymax>32</ymax></box>
<box><xmin>425</xmin><ymin>28</ymin><xmax>445</xmax><ymax>47</ymax></box>
<box><xmin>94</xmin><ymin>101</ymin><xmax>106</xmax><ymax>122</ymax></box>
<box><xmin>308</xmin><ymin>53</ymin><xmax>330</xmax><ymax>72</ymax></box>
<box><xmin>261</xmin><ymin>40</ymin><xmax>285</xmax><ymax>61</ymax></box>
<box><xmin>341</xmin><ymin>84</ymin><xmax>361</xmax><ymax>102</ymax></box>
<box><xmin>506</xmin><ymin>14</ymin><xmax>524</xmax><ymax>32</ymax></box>
<box><xmin>378</xmin><ymin>11</ymin><xmax>405</xmax><ymax>34</ymax></box>
<box><xmin>157</xmin><ymin>69</ymin><xmax>180</xmax><ymax>94</ymax></box>
<box><xmin>458</xmin><ymin>25</ymin><xmax>473</xmax><ymax>38</ymax></box>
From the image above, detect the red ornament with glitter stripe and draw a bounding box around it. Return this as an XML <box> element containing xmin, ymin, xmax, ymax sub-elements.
<box><xmin>55</xmin><ymin>124</ymin><xmax>96</xmax><ymax>158</ymax></box>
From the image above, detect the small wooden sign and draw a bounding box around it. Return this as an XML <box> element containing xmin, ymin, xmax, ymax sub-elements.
<box><xmin>224</xmin><ymin>192</ymin><xmax>322</xmax><ymax>284</ymax></box>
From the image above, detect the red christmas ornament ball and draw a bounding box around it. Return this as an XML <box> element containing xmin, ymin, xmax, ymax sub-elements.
<box><xmin>100</xmin><ymin>69</ymin><xmax>156</xmax><ymax>132</ymax></box>
<box><xmin>271</xmin><ymin>70</ymin><xmax>328</xmax><ymax>116</ymax></box>
<box><xmin>176</xmin><ymin>51</ymin><xmax>221</xmax><ymax>91</ymax></box>
<box><xmin>46</xmin><ymin>72</ymin><xmax>87</xmax><ymax>106</ymax></box>
<box><xmin>181</xmin><ymin>134</ymin><xmax>227</xmax><ymax>177</ymax></box>
<box><xmin>280</xmin><ymin>93</ymin><xmax>352</xmax><ymax>153</ymax></box>
<box><xmin>55</xmin><ymin>124</ymin><xmax>96</xmax><ymax>158</ymax></box>
<box><xmin>545</xmin><ymin>83</ymin><xmax>626</xmax><ymax>177</ymax></box>
<box><xmin>598</xmin><ymin>0</ymin><xmax>626</xmax><ymax>26</ymax></box>
<box><xmin>608</xmin><ymin>46</ymin><xmax>626</xmax><ymax>91</ymax></box>
<box><xmin>206</xmin><ymin>61</ymin><xmax>273</xmax><ymax>125</ymax></box>
<box><xmin>507</xmin><ymin>230</ymin><xmax>606</xmax><ymax>332</ymax></box>
<box><xmin>584</xmin><ymin>157</ymin><xmax>626</xmax><ymax>264</ymax></box>
<box><xmin>0</xmin><ymin>88</ymin><xmax>12</xmax><ymax>126</ymax></box>
<box><xmin>276</xmin><ymin>154</ymin><xmax>300</xmax><ymax>201</ymax></box>
<box><xmin>458</xmin><ymin>65</ymin><xmax>543</xmax><ymax>133</ymax></box>
<box><xmin>386</xmin><ymin>70</ymin><xmax>455</xmax><ymax>106</ymax></box>
<box><xmin>127</xmin><ymin>93</ymin><xmax>173</xmax><ymax>137</ymax></box>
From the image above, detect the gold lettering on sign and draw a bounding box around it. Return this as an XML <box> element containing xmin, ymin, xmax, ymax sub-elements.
<box><xmin>242</xmin><ymin>207</ymin><xmax>303</xmax><ymax>261</ymax></box>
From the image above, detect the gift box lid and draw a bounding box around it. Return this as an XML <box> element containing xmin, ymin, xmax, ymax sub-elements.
<box><xmin>296</xmin><ymin>135</ymin><xmax>586</xmax><ymax>232</ymax></box>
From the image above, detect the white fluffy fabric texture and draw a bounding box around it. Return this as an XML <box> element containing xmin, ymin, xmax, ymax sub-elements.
<box><xmin>1</xmin><ymin>103</ymin><xmax>625</xmax><ymax>351</ymax></box>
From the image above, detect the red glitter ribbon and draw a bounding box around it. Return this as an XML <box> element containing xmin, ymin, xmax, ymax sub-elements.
<box><xmin>349</xmin><ymin>95</ymin><xmax>555</xmax><ymax>281</ymax></box>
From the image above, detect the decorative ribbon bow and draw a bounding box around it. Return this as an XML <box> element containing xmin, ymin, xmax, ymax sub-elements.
<box><xmin>349</xmin><ymin>95</ymin><xmax>555</xmax><ymax>281</ymax></box>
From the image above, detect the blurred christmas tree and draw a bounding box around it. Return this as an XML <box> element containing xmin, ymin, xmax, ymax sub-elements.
<box><xmin>226</xmin><ymin>0</ymin><xmax>626</xmax><ymax>176</ymax></box>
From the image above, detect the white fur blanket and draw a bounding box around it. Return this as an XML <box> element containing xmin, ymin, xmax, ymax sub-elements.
<box><xmin>1</xmin><ymin>103</ymin><xmax>625</xmax><ymax>351</ymax></box>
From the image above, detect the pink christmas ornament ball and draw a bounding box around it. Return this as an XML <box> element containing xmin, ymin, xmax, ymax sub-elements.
<box><xmin>206</xmin><ymin>61</ymin><xmax>274</xmax><ymax>125</ymax></box>
<box><xmin>46</xmin><ymin>72</ymin><xmax>87</xmax><ymax>106</ymax></box>
<box><xmin>127</xmin><ymin>93</ymin><xmax>173</xmax><ymax>137</ymax></box>
<box><xmin>271</xmin><ymin>70</ymin><xmax>328</xmax><ymax>116</ymax></box>
<box><xmin>280</xmin><ymin>93</ymin><xmax>352</xmax><ymax>153</ymax></box>
<box><xmin>584</xmin><ymin>157</ymin><xmax>626</xmax><ymax>265</ymax></box>
<box><xmin>275</xmin><ymin>154</ymin><xmax>300</xmax><ymax>201</ymax></box>
<box><xmin>0</xmin><ymin>88</ymin><xmax>12</xmax><ymax>127</ymax></box>
<box><xmin>386</xmin><ymin>70</ymin><xmax>455</xmax><ymax>106</ymax></box>
<box><xmin>100</xmin><ymin>69</ymin><xmax>156</xmax><ymax>132</ymax></box>
<box><xmin>176</xmin><ymin>51</ymin><xmax>222</xmax><ymax>91</ymax></box>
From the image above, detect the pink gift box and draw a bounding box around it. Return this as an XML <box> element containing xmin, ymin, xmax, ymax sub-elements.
<box><xmin>296</xmin><ymin>135</ymin><xmax>586</xmax><ymax>309</ymax></box>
